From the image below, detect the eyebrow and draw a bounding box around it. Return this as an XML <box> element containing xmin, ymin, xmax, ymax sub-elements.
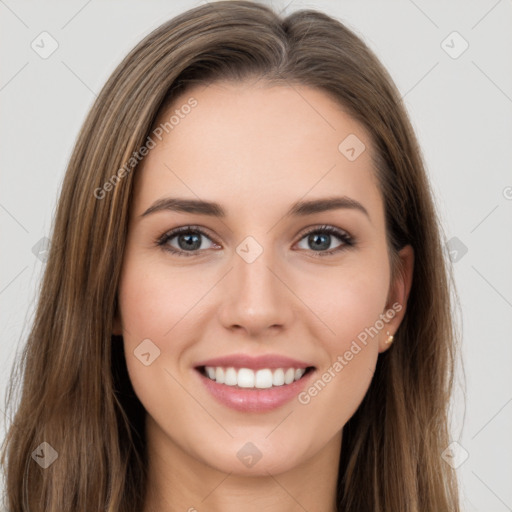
<box><xmin>141</xmin><ymin>196</ymin><xmax>370</xmax><ymax>220</ymax></box>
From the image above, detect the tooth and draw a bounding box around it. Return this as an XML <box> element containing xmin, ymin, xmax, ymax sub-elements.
<box><xmin>284</xmin><ymin>368</ymin><xmax>295</xmax><ymax>385</ymax></box>
<box><xmin>205</xmin><ymin>366</ymin><xmax>308</xmax><ymax>387</ymax></box>
<box><xmin>255</xmin><ymin>369</ymin><xmax>273</xmax><ymax>389</ymax></box>
<box><xmin>215</xmin><ymin>367</ymin><xmax>225</xmax><ymax>384</ymax></box>
<box><xmin>237</xmin><ymin>368</ymin><xmax>255</xmax><ymax>388</ymax></box>
<box><xmin>272</xmin><ymin>368</ymin><xmax>285</xmax><ymax>386</ymax></box>
<box><xmin>224</xmin><ymin>367</ymin><xmax>237</xmax><ymax>386</ymax></box>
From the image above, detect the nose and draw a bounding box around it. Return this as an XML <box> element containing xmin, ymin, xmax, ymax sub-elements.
<box><xmin>217</xmin><ymin>243</ymin><xmax>294</xmax><ymax>338</ymax></box>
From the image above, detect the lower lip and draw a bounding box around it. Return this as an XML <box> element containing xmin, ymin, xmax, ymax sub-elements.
<box><xmin>195</xmin><ymin>368</ymin><xmax>316</xmax><ymax>412</ymax></box>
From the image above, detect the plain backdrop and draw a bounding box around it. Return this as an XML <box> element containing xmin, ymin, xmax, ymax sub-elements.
<box><xmin>1</xmin><ymin>1</ymin><xmax>511</xmax><ymax>510</ymax></box>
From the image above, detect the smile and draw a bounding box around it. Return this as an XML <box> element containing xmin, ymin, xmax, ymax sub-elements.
<box><xmin>200</xmin><ymin>366</ymin><xmax>314</xmax><ymax>389</ymax></box>
<box><xmin>195</xmin><ymin>365</ymin><xmax>316</xmax><ymax>412</ymax></box>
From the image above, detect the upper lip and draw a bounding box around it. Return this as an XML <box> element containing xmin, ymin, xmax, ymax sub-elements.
<box><xmin>194</xmin><ymin>353</ymin><xmax>315</xmax><ymax>371</ymax></box>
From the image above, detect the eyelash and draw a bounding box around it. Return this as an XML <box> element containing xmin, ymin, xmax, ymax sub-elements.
<box><xmin>156</xmin><ymin>224</ymin><xmax>355</xmax><ymax>258</ymax></box>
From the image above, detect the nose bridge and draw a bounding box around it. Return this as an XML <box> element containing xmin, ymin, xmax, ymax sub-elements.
<box><xmin>217</xmin><ymin>234</ymin><xmax>292</xmax><ymax>334</ymax></box>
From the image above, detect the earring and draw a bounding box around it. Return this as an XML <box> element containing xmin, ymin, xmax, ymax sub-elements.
<box><xmin>386</xmin><ymin>331</ymin><xmax>394</xmax><ymax>344</ymax></box>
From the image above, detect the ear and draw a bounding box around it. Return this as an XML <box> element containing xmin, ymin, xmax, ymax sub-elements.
<box><xmin>378</xmin><ymin>244</ymin><xmax>414</xmax><ymax>353</ymax></box>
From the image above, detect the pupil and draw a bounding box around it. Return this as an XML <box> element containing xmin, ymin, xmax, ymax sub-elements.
<box><xmin>310</xmin><ymin>233</ymin><xmax>329</xmax><ymax>251</ymax></box>
<box><xmin>180</xmin><ymin>233</ymin><xmax>200</xmax><ymax>250</ymax></box>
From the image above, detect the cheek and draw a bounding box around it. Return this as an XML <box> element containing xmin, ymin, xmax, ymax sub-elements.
<box><xmin>116</xmin><ymin>256</ymin><xmax>209</xmax><ymax>424</ymax></box>
<box><xmin>116</xmin><ymin>255</ymin><xmax>219</xmax><ymax>400</ymax></box>
<box><xmin>295</xmin><ymin>253</ymin><xmax>390</xmax><ymax>350</ymax></box>
<box><xmin>117</xmin><ymin>256</ymin><xmax>209</xmax><ymax>340</ymax></box>
<box><xmin>295</xmin><ymin>270</ymin><xmax>388</xmax><ymax>433</ymax></box>
<box><xmin>295</xmin><ymin>251</ymin><xmax>389</xmax><ymax>392</ymax></box>
<box><xmin>329</xmin><ymin>272</ymin><xmax>389</xmax><ymax>345</ymax></box>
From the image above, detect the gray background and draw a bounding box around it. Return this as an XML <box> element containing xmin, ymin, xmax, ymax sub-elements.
<box><xmin>1</xmin><ymin>1</ymin><xmax>511</xmax><ymax>510</ymax></box>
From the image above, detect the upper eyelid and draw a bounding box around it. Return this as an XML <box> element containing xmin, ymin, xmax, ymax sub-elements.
<box><xmin>299</xmin><ymin>224</ymin><xmax>351</xmax><ymax>238</ymax></box>
<box><xmin>159</xmin><ymin>225</ymin><xmax>218</xmax><ymax>244</ymax></box>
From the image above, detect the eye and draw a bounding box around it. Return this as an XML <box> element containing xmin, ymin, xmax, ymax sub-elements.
<box><xmin>156</xmin><ymin>224</ymin><xmax>355</xmax><ymax>257</ymax></box>
<box><xmin>295</xmin><ymin>225</ymin><xmax>354</xmax><ymax>257</ymax></box>
<box><xmin>156</xmin><ymin>226</ymin><xmax>218</xmax><ymax>257</ymax></box>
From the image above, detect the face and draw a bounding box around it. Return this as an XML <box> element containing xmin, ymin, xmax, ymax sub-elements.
<box><xmin>114</xmin><ymin>79</ymin><xmax>413</xmax><ymax>477</ymax></box>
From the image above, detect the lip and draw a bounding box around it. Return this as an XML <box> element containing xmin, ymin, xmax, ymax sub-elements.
<box><xmin>193</xmin><ymin>353</ymin><xmax>313</xmax><ymax>370</ymax></box>
<box><xmin>194</xmin><ymin>366</ymin><xmax>316</xmax><ymax>413</ymax></box>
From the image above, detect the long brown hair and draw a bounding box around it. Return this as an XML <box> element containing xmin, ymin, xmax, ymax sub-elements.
<box><xmin>1</xmin><ymin>1</ymin><xmax>461</xmax><ymax>510</ymax></box>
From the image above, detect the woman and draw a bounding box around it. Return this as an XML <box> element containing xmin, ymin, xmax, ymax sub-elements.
<box><xmin>1</xmin><ymin>1</ymin><xmax>461</xmax><ymax>510</ymax></box>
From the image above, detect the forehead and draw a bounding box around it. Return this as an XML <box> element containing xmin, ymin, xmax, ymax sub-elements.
<box><xmin>133</xmin><ymin>80</ymin><xmax>383</xmax><ymax>221</ymax></box>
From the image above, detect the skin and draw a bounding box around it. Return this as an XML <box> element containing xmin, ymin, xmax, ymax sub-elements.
<box><xmin>114</xmin><ymin>79</ymin><xmax>414</xmax><ymax>512</ymax></box>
